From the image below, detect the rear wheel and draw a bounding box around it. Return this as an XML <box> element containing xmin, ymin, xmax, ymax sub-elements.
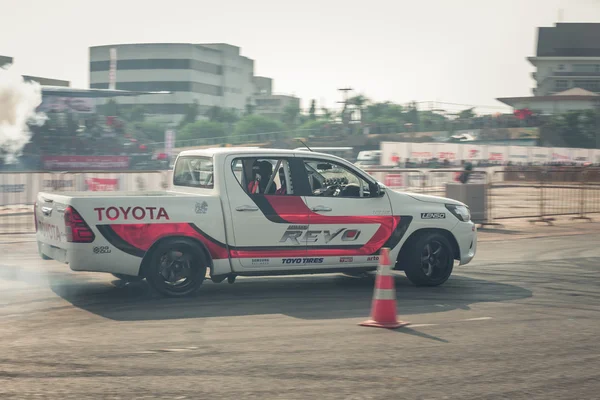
<box><xmin>144</xmin><ymin>239</ymin><xmax>208</xmax><ymax>297</ymax></box>
<box><xmin>403</xmin><ymin>232</ymin><xmax>454</xmax><ymax>286</ymax></box>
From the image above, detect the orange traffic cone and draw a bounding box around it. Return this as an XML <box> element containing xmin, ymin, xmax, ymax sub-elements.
<box><xmin>359</xmin><ymin>247</ymin><xmax>409</xmax><ymax>329</ymax></box>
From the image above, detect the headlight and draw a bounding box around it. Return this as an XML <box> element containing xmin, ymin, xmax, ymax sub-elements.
<box><xmin>445</xmin><ymin>204</ymin><xmax>471</xmax><ymax>222</ymax></box>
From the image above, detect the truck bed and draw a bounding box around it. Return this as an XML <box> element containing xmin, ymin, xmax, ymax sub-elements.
<box><xmin>38</xmin><ymin>190</ymin><xmax>189</xmax><ymax>199</ymax></box>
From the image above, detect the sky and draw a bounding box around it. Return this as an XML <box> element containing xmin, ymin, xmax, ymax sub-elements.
<box><xmin>1</xmin><ymin>0</ymin><xmax>600</xmax><ymax>114</ymax></box>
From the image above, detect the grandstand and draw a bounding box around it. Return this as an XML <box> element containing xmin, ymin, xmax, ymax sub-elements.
<box><xmin>12</xmin><ymin>87</ymin><xmax>171</xmax><ymax>171</ymax></box>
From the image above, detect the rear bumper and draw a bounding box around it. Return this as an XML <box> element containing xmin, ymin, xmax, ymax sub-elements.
<box><xmin>452</xmin><ymin>221</ymin><xmax>477</xmax><ymax>265</ymax></box>
<box><xmin>37</xmin><ymin>239</ymin><xmax>142</xmax><ymax>276</ymax></box>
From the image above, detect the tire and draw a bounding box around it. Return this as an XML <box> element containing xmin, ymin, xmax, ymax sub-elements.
<box><xmin>111</xmin><ymin>273</ymin><xmax>144</xmax><ymax>283</ymax></box>
<box><xmin>144</xmin><ymin>238</ymin><xmax>208</xmax><ymax>297</ymax></box>
<box><xmin>403</xmin><ymin>232</ymin><xmax>454</xmax><ymax>287</ymax></box>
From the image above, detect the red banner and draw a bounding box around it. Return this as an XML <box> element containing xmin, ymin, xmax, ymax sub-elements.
<box><xmin>85</xmin><ymin>178</ymin><xmax>119</xmax><ymax>191</ymax></box>
<box><xmin>42</xmin><ymin>156</ymin><xmax>130</xmax><ymax>171</ymax></box>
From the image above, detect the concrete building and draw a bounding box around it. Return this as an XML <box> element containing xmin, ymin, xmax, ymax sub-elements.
<box><xmin>1</xmin><ymin>55</ymin><xmax>70</xmax><ymax>87</ymax></box>
<box><xmin>89</xmin><ymin>43</ymin><xmax>264</xmax><ymax>120</ymax></box>
<box><xmin>497</xmin><ymin>87</ymin><xmax>600</xmax><ymax>115</ymax></box>
<box><xmin>528</xmin><ymin>23</ymin><xmax>600</xmax><ymax>96</ymax></box>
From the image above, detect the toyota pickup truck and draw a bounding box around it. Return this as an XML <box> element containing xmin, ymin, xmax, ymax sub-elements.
<box><xmin>35</xmin><ymin>147</ymin><xmax>477</xmax><ymax>297</ymax></box>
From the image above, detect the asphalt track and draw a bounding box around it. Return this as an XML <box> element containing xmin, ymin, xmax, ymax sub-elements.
<box><xmin>0</xmin><ymin>228</ymin><xmax>599</xmax><ymax>399</ymax></box>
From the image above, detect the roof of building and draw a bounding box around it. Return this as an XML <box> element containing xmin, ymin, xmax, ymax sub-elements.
<box><xmin>41</xmin><ymin>86</ymin><xmax>171</xmax><ymax>98</ymax></box>
<box><xmin>536</xmin><ymin>23</ymin><xmax>600</xmax><ymax>57</ymax></box>
<box><xmin>497</xmin><ymin>87</ymin><xmax>600</xmax><ymax>106</ymax></box>
<box><xmin>551</xmin><ymin>87</ymin><xmax>599</xmax><ymax>97</ymax></box>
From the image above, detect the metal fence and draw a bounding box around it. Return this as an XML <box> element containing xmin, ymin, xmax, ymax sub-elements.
<box><xmin>2</xmin><ymin>167</ymin><xmax>600</xmax><ymax>235</ymax></box>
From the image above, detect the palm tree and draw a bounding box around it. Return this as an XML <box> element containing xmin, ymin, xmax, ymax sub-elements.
<box><xmin>347</xmin><ymin>95</ymin><xmax>369</xmax><ymax>123</ymax></box>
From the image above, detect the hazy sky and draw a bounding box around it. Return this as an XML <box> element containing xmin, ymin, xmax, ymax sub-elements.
<box><xmin>1</xmin><ymin>0</ymin><xmax>600</xmax><ymax>114</ymax></box>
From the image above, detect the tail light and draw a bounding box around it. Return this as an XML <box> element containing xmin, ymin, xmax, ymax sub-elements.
<box><xmin>33</xmin><ymin>201</ymin><xmax>38</xmax><ymax>232</ymax></box>
<box><xmin>64</xmin><ymin>206</ymin><xmax>95</xmax><ymax>243</ymax></box>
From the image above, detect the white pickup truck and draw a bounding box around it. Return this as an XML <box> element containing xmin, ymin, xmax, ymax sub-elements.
<box><xmin>35</xmin><ymin>147</ymin><xmax>477</xmax><ymax>297</ymax></box>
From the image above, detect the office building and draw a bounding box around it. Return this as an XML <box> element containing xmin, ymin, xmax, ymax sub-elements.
<box><xmin>529</xmin><ymin>23</ymin><xmax>600</xmax><ymax>96</ymax></box>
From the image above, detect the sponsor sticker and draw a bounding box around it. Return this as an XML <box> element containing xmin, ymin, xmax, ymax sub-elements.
<box><xmin>339</xmin><ymin>256</ymin><xmax>353</xmax><ymax>263</ymax></box>
<box><xmin>195</xmin><ymin>201</ymin><xmax>208</xmax><ymax>214</ymax></box>
<box><xmin>421</xmin><ymin>212</ymin><xmax>445</xmax><ymax>219</ymax></box>
<box><xmin>94</xmin><ymin>206</ymin><xmax>170</xmax><ymax>221</ymax></box>
<box><xmin>93</xmin><ymin>246</ymin><xmax>111</xmax><ymax>254</ymax></box>
<box><xmin>251</xmin><ymin>258</ymin><xmax>269</xmax><ymax>265</ymax></box>
<box><xmin>281</xmin><ymin>257</ymin><xmax>324</xmax><ymax>264</ymax></box>
<box><xmin>367</xmin><ymin>256</ymin><xmax>380</xmax><ymax>262</ymax></box>
<box><xmin>279</xmin><ymin>226</ymin><xmax>361</xmax><ymax>244</ymax></box>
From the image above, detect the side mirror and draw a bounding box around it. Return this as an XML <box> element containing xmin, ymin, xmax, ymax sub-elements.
<box><xmin>370</xmin><ymin>182</ymin><xmax>386</xmax><ymax>197</ymax></box>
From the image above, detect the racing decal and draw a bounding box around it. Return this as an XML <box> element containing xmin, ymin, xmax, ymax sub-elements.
<box><xmin>421</xmin><ymin>212</ymin><xmax>445</xmax><ymax>219</ymax></box>
<box><xmin>94</xmin><ymin>206</ymin><xmax>170</xmax><ymax>221</ymax></box>
<box><xmin>97</xmin><ymin>223</ymin><xmax>229</xmax><ymax>259</ymax></box>
<box><xmin>97</xmin><ymin>217</ymin><xmax>413</xmax><ymax>260</ymax></box>
<box><xmin>251</xmin><ymin>258</ymin><xmax>269</xmax><ymax>265</ymax></box>
<box><xmin>195</xmin><ymin>201</ymin><xmax>208</xmax><ymax>214</ymax></box>
<box><xmin>279</xmin><ymin>226</ymin><xmax>361</xmax><ymax>245</ymax></box>
<box><xmin>282</xmin><ymin>257</ymin><xmax>323</xmax><ymax>264</ymax></box>
<box><xmin>367</xmin><ymin>256</ymin><xmax>379</xmax><ymax>262</ymax></box>
<box><xmin>339</xmin><ymin>256</ymin><xmax>353</xmax><ymax>263</ymax></box>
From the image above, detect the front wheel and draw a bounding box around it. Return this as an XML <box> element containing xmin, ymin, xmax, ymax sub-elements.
<box><xmin>403</xmin><ymin>233</ymin><xmax>454</xmax><ymax>286</ymax></box>
<box><xmin>144</xmin><ymin>239</ymin><xmax>208</xmax><ymax>297</ymax></box>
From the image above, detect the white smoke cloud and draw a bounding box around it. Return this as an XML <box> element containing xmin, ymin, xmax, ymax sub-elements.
<box><xmin>0</xmin><ymin>65</ymin><xmax>46</xmax><ymax>164</ymax></box>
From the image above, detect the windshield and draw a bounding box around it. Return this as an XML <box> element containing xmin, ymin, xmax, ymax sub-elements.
<box><xmin>173</xmin><ymin>156</ymin><xmax>214</xmax><ymax>188</ymax></box>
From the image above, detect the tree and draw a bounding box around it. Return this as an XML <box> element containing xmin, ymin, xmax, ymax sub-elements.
<box><xmin>205</xmin><ymin>106</ymin><xmax>239</xmax><ymax>124</ymax></box>
<box><xmin>283</xmin><ymin>102</ymin><xmax>301</xmax><ymax>126</ymax></box>
<box><xmin>309</xmin><ymin>100</ymin><xmax>316</xmax><ymax>120</ymax></box>
<box><xmin>234</xmin><ymin>115</ymin><xmax>287</xmax><ymax>137</ymax></box>
<box><xmin>320</xmin><ymin>107</ymin><xmax>334</xmax><ymax>121</ymax></box>
<box><xmin>179</xmin><ymin>120</ymin><xmax>227</xmax><ymax>140</ymax></box>
<box><xmin>245</xmin><ymin>98</ymin><xmax>255</xmax><ymax>116</ymax></box>
<box><xmin>128</xmin><ymin>105</ymin><xmax>146</xmax><ymax>122</ymax></box>
<box><xmin>133</xmin><ymin>122</ymin><xmax>167</xmax><ymax>143</ymax></box>
<box><xmin>348</xmin><ymin>94</ymin><xmax>369</xmax><ymax>123</ymax></box>
<box><xmin>180</xmin><ymin>100</ymin><xmax>199</xmax><ymax>127</ymax></box>
<box><xmin>298</xmin><ymin>119</ymin><xmax>330</xmax><ymax>136</ymax></box>
<box><xmin>104</xmin><ymin>99</ymin><xmax>120</xmax><ymax>116</ymax></box>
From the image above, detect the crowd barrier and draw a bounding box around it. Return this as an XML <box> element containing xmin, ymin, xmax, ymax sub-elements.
<box><xmin>2</xmin><ymin>167</ymin><xmax>599</xmax><ymax>234</ymax></box>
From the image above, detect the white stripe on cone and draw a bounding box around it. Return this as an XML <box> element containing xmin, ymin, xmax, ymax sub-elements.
<box><xmin>373</xmin><ymin>288</ymin><xmax>396</xmax><ymax>300</ymax></box>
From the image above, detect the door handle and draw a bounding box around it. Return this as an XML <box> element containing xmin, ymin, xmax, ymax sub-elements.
<box><xmin>236</xmin><ymin>205</ymin><xmax>259</xmax><ymax>212</ymax></box>
<box><xmin>311</xmin><ymin>205</ymin><xmax>332</xmax><ymax>212</ymax></box>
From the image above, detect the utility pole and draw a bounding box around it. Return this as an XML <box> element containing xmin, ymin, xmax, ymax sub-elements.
<box><xmin>337</xmin><ymin>87</ymin><xmax>353</xmax><ymax>135</ymax></box>
<box><xmin>595</xmin><ymin>99</ymin><xmax>600</xmax><ymax>149</ymax></box>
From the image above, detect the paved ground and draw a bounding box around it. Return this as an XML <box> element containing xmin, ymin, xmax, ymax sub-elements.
<box><xmin>0</xmin><ymin>222</ymin><xmax>599</xmax><ymax>399</ymax></box>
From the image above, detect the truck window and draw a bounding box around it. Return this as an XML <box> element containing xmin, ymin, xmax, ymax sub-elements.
<box><xmin>232</xmin><ymin>158</ymin><xmax>293</xmax><ymax>195</ymax></box>
<box><xmin>173</xmin><ymin>156</ymin><xmax>214</xmax><ymax>188</ymax></box>
<box><xmin>303</xmin><ymin>159</ymin><xmax>371</xmax><ymax>198</ymax></box>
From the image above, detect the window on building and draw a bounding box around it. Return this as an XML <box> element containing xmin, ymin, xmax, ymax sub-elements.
<box><xmin>573</xmin><ymin>64</ymin><xmax>600</xmax><ymax>74</ymax></box>
<box><xmin>555</xmin><ymin>80</ymin><xmax>569</xmax><ymax>91</ymax></box>
<box><xmin>557</xmin><ymin>64</ymin><xmax>565</xmax><ymax>71</ymax></box>
<box><xmin>573</xmin><ymin>80</ymin><xmax>600</xmax><ymax>92</ymax></box>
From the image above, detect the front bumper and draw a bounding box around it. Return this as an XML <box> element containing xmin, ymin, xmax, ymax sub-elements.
<box><xmin>452</xmin><ymin>221</ymin><xmax>477</xmax><ymax>265</ymax></box>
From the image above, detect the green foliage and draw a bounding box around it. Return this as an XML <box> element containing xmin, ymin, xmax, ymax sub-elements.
<box><xmin>104</xmin><ymin>99</ymin><xmax>120</xmax><ymax>117</ymax></box>
<box><xmin>234</xmin><ymin>115</ymin><xmax>287</xmax><ymax>137</ymax></box>
<box><xmin>298</xmin><ymin>119</ymin><xmax>330</xmax><ymax>136</ymax></box>
<box><xmin>309</xmin><ymin>100</ymin><xmax>316</xmax><ymax>120</ymax></box>
<box><xmin>540</xmin><ymin>110</ymin><xmax>599</xmax><ymax>148</ymax></box>
<box><xmin>128</xmin><ymin>105</ymin><xmax>146</xmax><ymax>122</ymax></box>
<box><xmin>205</xmin><ymin>106</ymin><xmax>240</xmax><ymax>124</ymax></box>
<box><xmin>133</xmin><ymin>122</ymin><xmax>167</xmax><ymax>143</ymax></box>
<box><xmin>179</xmin><ymin>120</ymin><xmax>227</xmax><ymax>140</ymax></box>
<box><xmin>180</xmin><ymin>100</ymin><xmax>199</xmax><ymax>127</ymax></box>
<box><xmin>283</xmin><ymin>102</ymin><xmax>301</xmax><ymax>126</ymax></box>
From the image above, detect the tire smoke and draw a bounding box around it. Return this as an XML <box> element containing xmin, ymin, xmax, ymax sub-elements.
<box><xmin>0</xmin><ymin>65</ymin><xmax>46</xmax><ymax>164</ymax></box>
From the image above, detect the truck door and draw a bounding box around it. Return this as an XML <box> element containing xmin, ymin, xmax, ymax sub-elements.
<box><xmin>298</xmin><ymin>157</ymin><xmax>395</xmax><ymax>268</ymax></box>
<box><xmin>224</xmin><ymin>155</ymin><xmax>309</xmax><ymax>269</ymax></box>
